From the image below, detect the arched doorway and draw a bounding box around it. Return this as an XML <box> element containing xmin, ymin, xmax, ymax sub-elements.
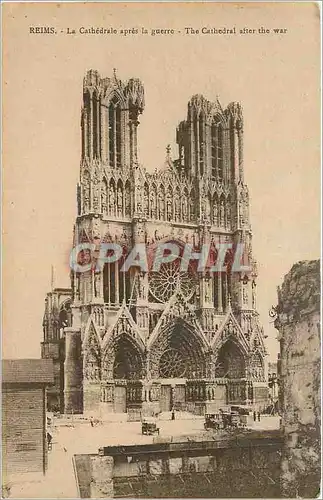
<box><xmin>149</xmin><ymin>320</ymin><xmax>207</xmax><ymax>411</ymax></box>
<box><xmin>113</xmin><ymin>336</ymin><xmax>143</xmax><ymax>380</ymax></box>
<box><xmin>102</xmin><ymin>334</ymin><xmax>144</xmax><ymax>413</ymax></box>
<box><xmin>215</xmin><ymin>340</ymin><xmax>246</xmax><ymax>379</ymax></box>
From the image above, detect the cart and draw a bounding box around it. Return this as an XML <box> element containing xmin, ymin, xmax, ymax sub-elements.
<box><xmin>141</xmin><ymin>417</ymin><xmax>160</xmax><ymax>436</ymax></box>
<box><xmin>204</xmin><ymin>413</ymin><xmax>223</xmax><ymax>431</ymax></box>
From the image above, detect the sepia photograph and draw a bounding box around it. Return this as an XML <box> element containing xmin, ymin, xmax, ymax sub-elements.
<box><xmin>2</xmin><ymin>2</ymin><xmax>321</xmax><ymax>498</ymax></box>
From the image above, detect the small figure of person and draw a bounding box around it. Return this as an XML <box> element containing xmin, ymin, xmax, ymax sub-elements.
<box><xmin>47</xmin><ymin>432</ymin><xmax>52</xmax><ymax>451</ymax></box>
<box><xmin>257</xmin><ymin>411</ymin><xmax>261</xmax><ymax>422</ymax></box>
<box><xmin>171</xmin><ymin>408</ymin><xmax>175</xmax><ymax>421</ymax></box>
<box><xmin>253</xmin><ymin>411</ymin><xmax>256</xmax><ymax>422</ymax></box>
<box><xmin>90</xmin><ymin>416</ymin><xmax>94</xmax><ymax>427</ymax></box>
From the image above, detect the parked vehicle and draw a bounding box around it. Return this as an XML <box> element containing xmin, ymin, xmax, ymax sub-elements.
<box><xmin>204</xmin><ymin>413</ymin><xmax>223</xmax><ymax>430</ymax></box>
<box><xmin>141</xmin><ymin>417</ymin><xmax>160</xmax><ymax>436</ymax></box>
<box><xmin>204</xmin><ymin>409</ymin><xmax>248</xmax><ymax>431</ymax></box>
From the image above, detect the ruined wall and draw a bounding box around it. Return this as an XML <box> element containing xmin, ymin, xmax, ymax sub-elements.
<box><xmin>74</xmin><ymin>433</ymin><xmax>283</xmax><ymax>498</ymax></box>
<box><xmin>276</xmin><ymin>260</ymin><xmax>320</xmax><ymax>497</ymax></box>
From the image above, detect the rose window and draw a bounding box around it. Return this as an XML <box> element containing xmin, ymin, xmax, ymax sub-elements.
<box><xmin>149</xmin><ymin>259</ymin><xmax>197</xmax><ymax>303</ymax></box>
<box><xmin>159</xmin><ymin>348</ymin><xmax>187</xmax><ymax>378</ymax></box>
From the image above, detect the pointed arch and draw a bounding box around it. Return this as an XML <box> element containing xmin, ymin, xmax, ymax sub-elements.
<box><xmin>59</xmin><ymin>299</ymin><xmax>72</xmax><ymax>329</ymax></box>
<box><xmin>108</xmin><ymin>95</ymin><xmax>122</xmax><ymax>168</ymax></box>
<box><xmin>211</xmin><ymin>117</ymin><xmax>224</xmax><ymax>181</ymax></box>
<box><xmin>92</xmin><ymin>90</ymin><xmax>100</xmax><ymax>160</ymax></box>
<box><xmin>102</xmin><ymin>333</ymin><xmax>145</xmax><ymax>381</ymax></box>
<box><xmin>250</xmin><ymin>350</ymin><xmax>265</xmax><ymax>381</ymax></box>
<box><xmin>83</xmin><ymin>321</ymin><xmax>102</xmax><ymax>382</ymax></box>
<box><xmin>215</xmin><ymin>339</ymin><xmax>246</xmax><ymax>379</ymax></box>
<box><xmin>148</xmin><ymin>319</ymin><xmax>208</xmax><ymax>379</ymax></box>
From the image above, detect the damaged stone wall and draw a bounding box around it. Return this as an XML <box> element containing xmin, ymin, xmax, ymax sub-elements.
<box><xmin>276</xmin><ymin>260</ymin><xmax>320</xmax><ymax>497</ymax></box>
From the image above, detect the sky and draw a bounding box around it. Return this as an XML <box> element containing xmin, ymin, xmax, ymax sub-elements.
<box><xmin>3</xmin><ymin>3</ymin><xmax>321</xmax><ymax>361</ymax></box>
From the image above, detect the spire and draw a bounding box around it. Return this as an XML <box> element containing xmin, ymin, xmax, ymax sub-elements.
<box><xmin>51</xmin><ymin>265</ymin><xmax>55</xmax><ymax>292</ymax></box>
<box><xmin>113</xmin><ymin>67</ymin><xmax>118</xmax><ymax>82</ymax></box>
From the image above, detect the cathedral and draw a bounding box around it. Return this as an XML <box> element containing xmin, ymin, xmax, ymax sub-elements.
<box><xmin>41</xmin><ymin>69</ymin><xmax>269</xmax><ymax>417</ymax></box>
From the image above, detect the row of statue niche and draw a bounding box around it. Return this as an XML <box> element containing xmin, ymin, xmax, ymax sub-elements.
<box><xmin>228</xmin><ymin>385</ymin><xmax>246</xmax><ymax>400</ymax></box>
<box><xmin>127</xmin><ymin>387</ymin><xmax>141</xmax><ymax>402</ymax></box>
<box><xmin>101</xmin><ymin>230</ymin><xmax>129</xmax><ymax>244</ymax></box>
<box><xmin>101</xmin><ymin>386</ymin><xmax>113</xmax><ymax>402</ymax></box>
<box><xmin>82</xmin><ymin>178</ymin><xmax>109</xmax><ymax>214</ymax></box>
<box><xmin>251</xmin><ymin>367</ymin><xmax>265</xmax><ymax>381</ymax></box>
<box><xmin>186</xmin><ymin>385</ymin><xmax>206</xmax><ymax>400</ymax></box>
<box><xmin>93</xmin><ymin>305</ymin><xmax>104</xmax><ymax>326</ymax></box>
<box><xmin>207</xmin><ymin>198</ymin><xmax>231</xmax><ymax>227</ymax></box>
<box><xmin>112</xmin><ymin>317</ymin><xmax>130</xmax><ymax>337</ymax></box>
<box><xmin>143</xmin><ymin>386</ymin><xmax>160</xmax><ymax>402</ymax></box>
<box><xmin>142</xmin><ymin>188</ymin><xmax>195</xmax><ymax>222</ymax></box>
<box><xmin>202</xmin><ymin>310</ymin><xmax>219</xmax><ymax>332</ymax></box>
<box><xmin>100</xmin><ymin>183</ymin><xmax>131</xmax><ymax>217</ymax></box>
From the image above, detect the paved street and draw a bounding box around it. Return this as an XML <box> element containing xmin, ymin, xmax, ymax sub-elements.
<box><xmin>8</xmin><ymin>414</ymin><xmax>280</xmax><ymax>498</ymax></box>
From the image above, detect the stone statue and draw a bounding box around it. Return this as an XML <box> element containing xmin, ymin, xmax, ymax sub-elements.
<box><xmin>159</xmin><ymin>191</ymin><xmax>165</xmax><ymax>219</ymax></box>
<box><xmin>83</xmin><ymin>180</ymin><xmax>90</xmax><ymax>212</ymax></box>
<box><xmin>213</xmin><ymin>202</ymin><xmax>218</xmax><ymax>225</ymax></box>
<box><xmin>117</xmin><ymin>186</ymin><xmax>123</xmax><ymax>214</ymax></box>
<box><xmin>101</xmin><ymin>183</ymin><xmax>107</xmax><ymax>213</ymax></box>
<box><xmin>109</xmin><ymin>185</ymin><xmax>115</xmax><ymax>214</ymax></box>
<box><xmin>220</xmin><ymin>200</ymin><xmax>225</xmax><ymax>226</ymax></box>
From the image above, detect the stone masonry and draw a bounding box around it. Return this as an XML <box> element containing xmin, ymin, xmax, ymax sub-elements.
<box><xmin>276</xmin><ymin>260</ymin><xmax>320</xmax><ymax>497</ymax></box>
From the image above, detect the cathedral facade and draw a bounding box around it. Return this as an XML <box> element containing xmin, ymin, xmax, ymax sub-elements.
<box><xmin>41</xmin><ymin>69</ymin><xmax>268</xmax><ymax>416</ymax></box>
